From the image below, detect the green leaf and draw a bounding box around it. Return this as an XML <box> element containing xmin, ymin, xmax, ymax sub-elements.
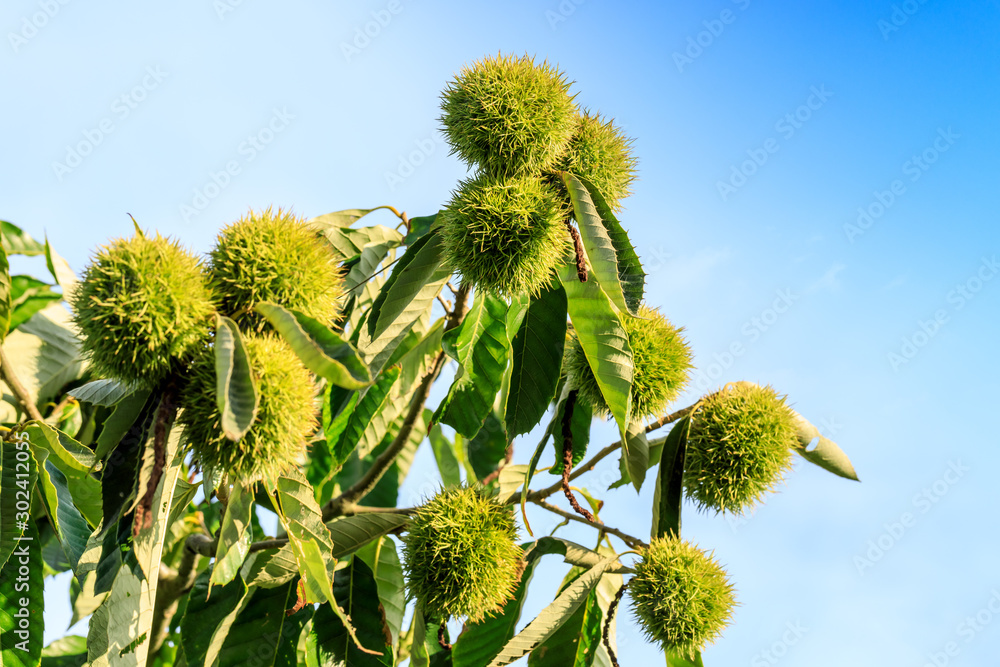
<box><xmin>409</xmin><ymin>605</ymin><xmax>452</xmax><ymax>667</ymax></box>
<box><xmin>666</xmin><ymin>649</ymin><xmax>705</xmax><ymax>666</ymax></box>
<box><xmin>211</xmin><ymin>483</ymin><xmax>254</xmax><ymax>589</ymax></box>
<box><xmin>25</xmin><ymin>423</ymin><xmax>101</xmax><ymax>527</ymax></box>
<box><xmin>575</xmin><ymin>174</ymin><xmax>645</xmax><ymax>312</ymax></box>
<box><xmin>273</xmin><ymin>470</ymin><xmax>336</xmax><ymax>605</ymax></box>
<box><xmin>308</xmin><ymin>208</ymin><xmax>396</xmax><ymax>231</ymax></box>
<box><xmin>256</xmin><ymin>302</ymin><xmax>372</xmax><ymax>390</ymax></box>
<box><xmin>240</xmin><ymin>546</ymin><xmax>299</xmax><ymax>589</ymax></box>
<box><xmin>496</xmin><ymin>464</ymin><xmax>529</xmax><ymax>503</ymax></box>
<box><xmin>558</xmin><ymin>261</ymin><xmax>634</xmax><ymax>447</ymax></box>
<box><xmin>404</xmin><ymin>213</ymin><xmax>438</xmax><ymax>244</ymax></box>
<box><xmin>40</xmin><ymin>636</ymin><xmax>88</xmax><ymax>667</ymax></box>
<box><xmin>434</xmin><ymin>292</ymin><xmax>510</xmax><ymax>438</ymax></box>
<box><xmin>651</xmin><ymin>416</ymin><xmax>691</xmax><ymax>540</ymax></box>
<box><xmin>314</xmin><ymin>556</ymin><xmax>393</xmax><ymax>666</ymax></box>
<box><xmin>326</xmin><ymin>512</ymin><xmax>410</xmax><ymax>560</ymax></box>
<box><xmin>356</xmin><ymin>537</ymin><xmax>406</xmax><ymax>647</ymax></box>
<box><xmin>560</xmin><ymin>172</ymin><xmax>635</xmax><ymax>316</ymax></box>
<box><xmin>180</xmin><ymin>570</ymin><xmax>251</xmax><ymax>667</ymax></box>
<box><xmin>358</xmin><ymin>230</ymin><xmax>451</xmax><ymax>374</ymax></box>
<box><xmin>215</xmin><ymin>581</ymin><xmax>312</xmax><ymax>667</ymax></box>
<box><xmin>35</xmin><ymin>458</ymin><xmax>91</xmax><ymax>576</ymax></box>
<box><xmin>0</xmin><ymin>436</ymin><xmax>37</xmax><ymax>572</ymax></box>
<box><xmin>487</xmin><ymin>556</ymin><xmax>619</xmax><ymax>666</ymax></box>
<box><xmin>466</xmin><ymin>411</ymin><xmax>509</xmax><ymax>481</ymax></box>
<box><xmin>528</xmin><ymin>571</ymin><xmax>603</xmax><ymax>667</ymax></box>
<box><xmin>86</xmin><ymin>556</ymin><xmax>148</xmax><ymax>666</ymax></box>
<box><xmin>549</xmin><ymin>390</ymin><xmax>592</xmax><ymax>477</ymax></box>
<box><xmin>791</xmin><ymin>411</ymin><xmax>860</xmax><ymax>481</ymax></box>
<box><xmin>531</xmin><ymin>537</ymin><xmax>632</xmax><ymax>575</ymax></box>
<box><xmin>67</xmin><ymin>379</ymin><xmax>134</xmax><ymax>407</ymax></box>
<box><xmin>395</xmin><ymin>318</ymin><xmax>445</xmax><ymax>394</ymax></box>
<box><xmin>98</xmin><ymin>392</ymin><xmax>157</xmax><ymax>537</ymax></box>
<box><xmin>0</xmin><ymin>238</ymin><xmax>11</xmax><ymax>342</ymax></box>
<box><xmin>505</xmin><ymin>283</ymin><xmax>567</xmax><ymax>438</ymax></box>
<box><xmin>92</xmin><ymin>388</ymin><xmax>152</xmax><ymax>462</ymax></box>
<box><xmin>623</xmin><ymin>420</ymin><xmax>651</xmax><ymax>492</ymax></box>
<box><xmin>215</xmin><ymin>316</ymin><xmax>260</xmax><ymax>441</ymax></box>
<box><xmin>344</xmin><ymin>240</ymin><xmax>400</xmax><ymax>293</ymax></box>
<box><xmin>2</xmin><ymin>303</ymin><xmax>86</xmax><ymax>407</ymax></box>
<box><xmin>44</xmin><ymin>238</ymin><xmax>77</xmax><ymax>302</ymax></box>
<box><xmin>0</xmin><ymin>518</ymin><xmax>43</xmax><ymax>665</ymax></box>
<box><xmin>331</xmin><ymin>366</ymin><xmax>401</xmax><ymax>467</ymax></box>
<box><xmin>9</xmin><ymin>276</ymin><xmax>62</xmax><ymax>333</ymax></box>
<box><xmin>0</xmin><ymin>221</ymin><xmax>46</xmax><ymax>256</ymax></box>
<box><xmin>429</xmin><ymin>424</ymin><xmax>462</xmax><ymax>488</ymax></box>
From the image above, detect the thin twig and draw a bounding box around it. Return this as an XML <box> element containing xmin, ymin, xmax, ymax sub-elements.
<box><xmin>603</xmin><ymin>581</ymin><xmax>629</xmax><ymax>667</ymax></box>
<box><xmin>560</xmin><ymin>391</ymin><xmax>596</xmax><ymax>523</ymax></box>
<box><xmin>530</xmin><ymin>498</ymin><xmax>647</xmax><ymax>550</ymax></box>
<box><xmin>437</xmin><ymin>623</ymin><xmax>452</xmax><ymax>651</ymax></box>
<box><xmin>565</xmin><ymin>220</ymin><xmax>588</xmax><ymax>282</ymax></box>
<box><xmin>0</xmin><ymin>346</ymin><xmax>44</xmax><ymax>421</ymax></box>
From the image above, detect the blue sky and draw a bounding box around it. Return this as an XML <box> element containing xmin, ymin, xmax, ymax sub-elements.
<box><xmin>3</xmin><ymin>0</ymin><xmax>999</xmax><ymax>663</ymax></box>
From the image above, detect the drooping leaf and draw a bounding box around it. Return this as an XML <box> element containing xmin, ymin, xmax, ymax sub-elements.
<box><xmin>429</xmin><ymin>424</ymin><xmax>462</xmax><ymax>488</ymax></box>
<box><xmin>558</xmin><ymin>261</ymin><xmax>633</xmax><ymax>447</ymax></box>
<box><xmin>211</xmin><ymin>483</ymin><xmax>254</xmax><ymax>589</ymax></box>
<box><xmin>434</xmin><ymin>292</ymin><xmax>510</xmax><ymax>438</ymax></box>
<box><xmin>8</xmin><ymin>275</ymin><xmax>62</xmax><ymax>332</ymax></box>
<box><xmin>180</xmin><ymin>569</ymin><xmax>251</xmax><ymax>667</ymax></box>
<box><xmin>40</xmin><ymin>635</ymin><xmax>88</xmax><ymax>667</ymax></box>
<box><xmin>44</xmin><ymin>238</ymin><xmax>77</xmax><ymax>301</ymax></box>
<box><xmin>496</xmin><ymin>464</ymin><xmax>529</xmax><ymax>503</ymax></box>
<box><xmin>67</xmin><ymin>379</ymin><xmax>134</xmax><ymax>407</ymax></box>
<box><xmin>0</xmin><ymin>238</ymin><xmax>11</xmax><ymax>341</ymax></box>
<box><xmin>35</xmin><ymin>458</ymin><xmax>91</xmax><ymax>576</ymax></box>
<box><xmin>356</xmin><ymin>537</ymin><xmax>406</xmax><ymax>647</ymax></box>
<box><xmin>528</xmin><ymin>569</ymin><xmax>604</xmax><ymax>667</ymax></box>
<box><xmin>91</xmin><ymin>388</ymin><xmax>152</xmax><ymax>462</ymax></box>
<box><xmin>214</xmin><ymin>581</ymin><xmax>312</xmax><ymax>667</ymax></box>
<box><xmin>86</xmin><ymin>556</ymin><xmax>148</xmax><ymax>666</ymax></box>
<box><xmin>255</xmin><ymin>302</ymin><xmax>372</xmax><ymax>389</ymax></box>
<box><xmin>2</xmin><ymin>303</ymin><xmax>86</xmax><ymax>407</ymax></box>
<box><xmin>531</xmin><ymin>537</ymin><xmax>632</xmax><ymax>575</ymax></box>
<box><xmin>25</xmin><ymin>423</ymin><xmax>101</xmax><ymax>527</ymax></box>
<box><xmin>408</xmin><ymin>605</ymin><xmax>452</xmax><ymax>667</ymax></box>
<box><xmin>487</xmin><ymin>556</ymin><xmax>619</xmax><ymax>666</ymax></box>
<box><xmin>344</xmin><ymin>240</ymin><xmax>400</xmax><ymax>294</ymax></box>
<box><xmin>326</xmin><ymin>512</ymin><xmax>410</xmax><ymax>560</ymax></box>
<box><xmin>98</xmin><ymin>391</ymin><xmax>157</xmax><ymax>537</ymax></box>
<box><xmin>791</xmin><ymin>411</ymin><xmax>859</xmax><ymax>481</ymax></box>
<box><xmin>314</xmin><ymin>556</ymin><xmax>393</xmax><ymax>666</ymax></box>
<box><xmin>560</xmin><ymin>172</ymin><xmax>635</xmax><ymax>316</ymax></box>
<box><xmin>623</xmin><ymin>420</ymin><xmax>650</xmax><ymax>492</ymax></box>
<box><xmin>214</xmin><ymin>315</ymin><xmax>260</xmax><ymax>441</ymax></box>
<box><xmin>331</xmin><ymin>366</ymin><xmax>401</xmax><ymax>466</ymax></box>
<box><xmin>651</xmin><ymin>416</ymin><xmax>691</xmax><ymax>540</ymax></box>
<box><xmin>0</xmin><ymin>221</ymin><xmax>47</xmax><ymax>256</ymax></box>
<box><xmin>505</xmin><ymin>283</ymin><xmax>567</xmax><ymax>438</ymax></box>
<box><xmin>240</xmin><ymin>546</ymin><xmax>299</xmax><ymax>590</ymax></box>
<box><xmin>0</xmin><ymin>436</ymin><xmax>36</xmax><ymax>572</ymax></box>
<box><xmin>273</xmin><ymin>470</ymin><xmax>336</xmax><ymax>605</ymax></box>
<box><xmin>0</xmin><ymin>518</ymin><xmax>43</xmax><ymax>665</ymax></box>
<box><xmin>466</xmin><ymin>411</ymin><xmax>509</xmax><ymax>481</ymax></box>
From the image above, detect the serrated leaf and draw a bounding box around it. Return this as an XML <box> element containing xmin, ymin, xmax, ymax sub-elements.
<box><xmin>308</xmin><ymin>208</ymin><xmax>392</xmax><ymax>231</ymax></box>
<box><xmin>652</xmin><ymin>416</ymin><xmax>691</xmax><ymax>540</ymax></box>
<box><xmin>0</xmin><ymin>518</ymin><xmax>43</xmax><ymax>665</ymax></box>
<box><xmin>561</xmin><ymin>172</ymin><xmax>635</xmax><ymax>317</ymax></box>
<box><xmin>332</xmin><ymin>366</ymin><xmax>401</xmax><ymax>466</ymax></box>
<box><xmin>429</xmin><ymin>424</ymin><xmax>462</xmax><ymax>489</ymax></box>
<box><xmin>314</xmin><ymin>556</ymin><xmax>393</xmax><ymax>666</ymax></box>
<box><xmin>273</xmin><ymin>470</ymin><xmax>336</xmax><ymax>604</ymax></box>
<box><xmin>92</xmin><ymin>389</ymin><xmax>152</xmax><ymax>462</ymax></box>
<box><xmin>466</xmin><ymin>410</ymin><xmax>509</xmax><ymax>481</ymax></box>
<box><xmin>487</xmin><ymin>556</ymin><xmax>618</xmax><ymax>666</ymax></box>
<box><xmin>67</xmin><ymin>379</ymin><xmax>135</xmax><ymax>407</ymax></box>
<box><xmin>558</xmin><ymin>261</ymin><xmax>634</xmax><ymax>449</ymax></box>
<box><xmin>214</xmin><ymin>581</ymin><xmax>311</xmax><ymax>667</ymax></box>
<box><xmin>256</xmin><ymin>302</ymin><xmax>372</xmax><ymax>390</ymax></box>
<box><xmin>35</xmin><ymin>457</ymin><xmax>90</xmax><ymax>576</ymax></box>
<box><xmin>505</xmin><ymin>283</ymin><xmax>567</xmax><ymax>438</ymax></box>
<box><xmin>1</xmin><ymin>304</ymin><xmax>86</xmax><ymax>408</ymax></box>
<box><xmin>791</xmin><ymin>411</ymin><xmax>859</xmax><ymax>481</ymax></box>
<box><xmin>356</xmin><ymin>537</ymin><xmax>406</xmax><ymax>647</ymax></box>
<box><xmin>0</xmin><ymin>221</ymin><xmax>46</xmax><ymax>256</ymax></box>
<box><xmin>528</xmin><ymin>572</ymin><xmax>603</xmax><ymax>667</ymax></box>
<box><xmin>215</xmin><ymin>316</ymin><xmax>260</xmax><ymax>441</ymax></box>
<box><xmin>344</xmin><ymin>239</ymin><xmax>400</xmax><ymax>293</ymax></box>
<box><xmin>624</xmin><ymin>420</ymin><xmax>650</xmax><ymax>492</ymax></box>
<box><xmin>241</xmin><ymin>546</ymin><xmax>299</xmax><ymax>590</ymax></box>
<box><xmin>434</xmin><ymin>292</ymin><xmax>510</xmax><ymax>438</ymax></box>
<box><xmin>326</xmin><ymin>512</ymin><xmax>410</xmax><ymax>560</ymax></box>
<box><xmin>531</xmin><ymin>536</ymin><xmax>632</xmax><ymax>575</ymax></box>
<box><xmin>86</xmin><ymin>556</ymin><xmax>148</xmax><ymax>666</ymax></box>
<box><xmin>496</xmin><ymin>464</ymin><xmax>529</xmax><ymax>503</ymax></box>
<box><xmin>179</xmin><ymin>570</ymin><xmax>251</xmax><ymax>667</ymax></box>
<box><xmin>25</xmin><ymin>423</ymin><xmax>101</xmax><ymax>527</ymax></box>
<box><xmin>211</xmin><ymin>483</ymin><xmax>254</xmax><ymax>589</ymax></box>
<box><xmin>549</xmin><ymin>390</ymin><xmax>592</xmax><ymax>477</ymax></box>
<box><xmin>575</xmin><ymin>174</ymin><xmax>645</xmax><ymax>312</ymax></box>
<box><xmin>9</xmin><ymin>275</ymin><xmax>62</xmax><ymax>333</ymax></box>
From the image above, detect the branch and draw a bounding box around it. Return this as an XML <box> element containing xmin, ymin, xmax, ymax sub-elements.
<box><xmin>322</xmin><ymin>284</ymin><xmax>471</xmax><ymax>520</ymax></box>
<box><xmin>150</xmin><ymin>534</ymin><xmax>206</xmax><ymax>656</ymax></box>
<box><xmin>603</xmin><ymin>581</ymin><xmax>630</xmax><ymax>667</ymax></box>
<box><xmin>559</xmin><ymin>391</ymin><xmax>596</xmax><ymax>523</ymax></box>
<box><xmin>529</xmin><ymin>498</ymin><xmax>648</xmax><ymax>550</ymax></box>
<box><xmin>0</xmin><ymin>346</ymin><xmax>44</xmax><ymax>422</ymax></box>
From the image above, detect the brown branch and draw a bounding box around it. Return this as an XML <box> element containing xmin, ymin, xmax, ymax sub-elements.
<box><xmin>323</xmin><ymin>284</ymin><xmax>471</xmax><ymax>521</ymax></box>
<box><xmin>603</xmin><ymin>581</ymin><xmax>629</xmax><ymax>667</ymax></box>
<box><xmin>437</xmin><ymin>623</ymin><xmax>452</xmax><ymax>651</ymax></box>
<box><xmin>0</xmin><ymin>346</ymin><xmax>44</xmax><ymax>422</ymax></box>
<box><xmin>565</xmin><ymin>220</ymin><xmax>588</xmax><ymax>282</ymax></box>
<box><xmin>560</xmin><ymin>391</ymin><xmax>596</xmax><ymax>523</ymax></box>
<box><xmin>529</xmin><ymin>498</ymin><xmax>647</xmax><ymax>550</ymax></box>
<box><xmin>133</xmin><ymin>383</ymin><xmax>177</xmax><ymax>536</ymax></box>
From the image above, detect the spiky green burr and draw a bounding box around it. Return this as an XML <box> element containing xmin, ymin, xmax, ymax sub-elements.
<box><xmin>71</xmin><ymin>231</ymin><xmax>215</xmax><ymax>387</ymax></box>
<box><xmin>208</xmin><ymin>208</ymin><xmax>343</xmax><ymax>333</ymax></box>
<box><xmin>440</xmin><ymin>53</ymin><xmax>577</xmax><ymax>177</ymax></box>
<box><xmin>684</xmin><ymin>382</ymin><xmax>798</xmax><ymax>515</ymax></box>
<box><xmin>402</xmin><ymin>486</ymin><xmax>523</xmax><ymax>623</ymax></box>
<box><xmin>628</xmin><ymin>536</ymin><xmax>736</xmax><ymax>657</ymax></box>
<box><xmin>553</xmin><ymin>110</ymin><xmax>638</xmax><ymax>212</ymax></box>
<box><xmin>440</xmin><ymin>173</ymin><xmax>571</xmax><ymax>297</ymax></box>
<box><xmin>177</xmin><ymin>334</ymin><xmax>317</xmax><ymax>484</ymax></box>
<box><xmin>566</xmin><ymin>305</ymin><xmax>693</xmax><ymax>421</ymax></box>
